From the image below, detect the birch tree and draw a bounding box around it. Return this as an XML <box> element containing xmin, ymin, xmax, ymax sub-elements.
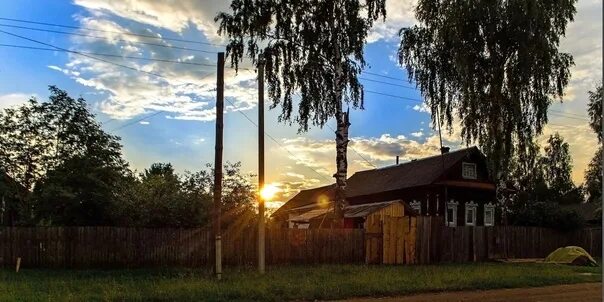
<box><xmin>398</xmin><ymin>0</ymin><xmax>576</xmax><ymax>208</ymax></box>
<box><xmin>216</xmin><ymin>0</ymin><xmax>386</xmax><ymax>217</ymax></box>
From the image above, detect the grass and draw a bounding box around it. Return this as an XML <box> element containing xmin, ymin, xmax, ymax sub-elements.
<box><xmin>0</xmin><ymin>263</ymin><xmax>601</xmax><ymax>301</ymax></box>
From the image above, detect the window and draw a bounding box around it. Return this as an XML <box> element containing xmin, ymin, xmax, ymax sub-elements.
<box><xmin>446</xmin><ymin>200</ymin><xmax>458</xmax><ymax>227</ymax></box>
<box><xmin>484</xmin><ymin>202</ymin><xmax>495</xmax><ymax>226</ymax></box>
<box><xmin>465</xmin><ymin>201</ymin><xmax>477</xmax><ymax>226</ymax></box>
<box><xmin>410</xmin><ymin>200</ymin><xmax>421</xmax><ymax>215</ymax></box>
<box><xmin>462</xmin><ymin>162</ymin><xmax>477</xmax><ymax>179</ymax></box>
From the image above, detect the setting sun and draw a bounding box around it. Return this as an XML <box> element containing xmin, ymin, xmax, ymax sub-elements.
<box><xmin>259</xmin><ymin>184</ymin><xmax>279</xmax><ymax>201</ymax></box>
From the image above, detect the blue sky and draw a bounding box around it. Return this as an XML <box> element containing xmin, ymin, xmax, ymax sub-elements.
<box><xmin>0</xmin><ymin>0</ymin><xmax>601</xmax><ymax>204</ymax></box>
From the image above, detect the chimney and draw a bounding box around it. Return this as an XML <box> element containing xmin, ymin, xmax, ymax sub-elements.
<box><xmin>396</xmin><ymin>156</ymin><xmax>399</xmax><ymax>165</ymax></box>
<box><xmin>440</xmin><ymin>146</ymin><xmax>450</xmax><ymax>154</ymax></box>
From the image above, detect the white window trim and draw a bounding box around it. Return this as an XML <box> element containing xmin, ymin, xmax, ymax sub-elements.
<box><xmin>465</xmin><ymin>201</ymin><xmax>477</xmax><ymax>226</ymax></box>
<box><xmin>446</xmin><ymin>200</ymin><xmax>458</xmax><ymax>227</ymax></box>
<box><xmin>484</xmin><ymin>202</ymin><xmax>495</xmax><ymax>226</ymax></box>
<box><xmin>409</xmin><ymin>200</ymin><xmax>421</xmax><ymax>215</ymax></box>
<box><xmin>462</xmin><ymin>162</ymin><xmax>477</xmax><ymax>179</ymax></box>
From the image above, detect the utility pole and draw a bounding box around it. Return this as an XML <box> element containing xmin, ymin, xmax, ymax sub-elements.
<box><xmin>213</xmin><ymin>52</ymin><xmax>225</xmax><ymax>280</ymax></box>
<box><xmin>257</xmin><ymin>54</ymin><xmax>266</xmax><ymax>274</ymax></box>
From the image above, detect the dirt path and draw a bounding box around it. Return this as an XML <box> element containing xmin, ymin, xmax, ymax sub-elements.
<box><xmin>339</xmin><ymin>283</ymin><xmax>602</xmax><ymax>302</ymax></box>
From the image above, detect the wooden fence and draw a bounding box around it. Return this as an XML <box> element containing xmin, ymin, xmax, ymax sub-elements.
<box><xmin>0</xmin><ymin>226</ymin><xmax>365</xmax><ymax>268</ymax></box>
<box><xmin>415</xmin><ymin>216</ymin><xmax>602</xmax><ymax>264</ymax></box>
<box><xmin>0</xmin><ymin>220</ymin><xmax>601</xmax><ymax>268</ymax></box>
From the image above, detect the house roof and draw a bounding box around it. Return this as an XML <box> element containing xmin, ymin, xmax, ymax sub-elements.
<box><xmin>345</xmin><ymin>146</ymin><xmax>481</xmax><ymax>198</ymax></box>
<box><xmin>288</xmin><ymin>207</ymin><xmax>332</xmax><ymax>222</ymax></box>
<box><xmin>272</xmin><ymin>184</ymin><xmax>335</xmax><ymax>218</ymax></box>
<box><xmin>287</xmin><ymin>200</ymin><xmax>407</xmax><ymax>222</ymax></box>
<box><xmin>344</xmin><ymin>200</ymin><xmax>407</xmax><ymax>218</ymax></box>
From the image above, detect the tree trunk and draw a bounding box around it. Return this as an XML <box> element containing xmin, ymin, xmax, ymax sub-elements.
<box><xmin>334</xmin><ymin>102</ymin><xmax>350</xmax><ymax>220</ymax></box>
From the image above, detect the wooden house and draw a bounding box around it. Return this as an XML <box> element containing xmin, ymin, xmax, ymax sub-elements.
<box><xmin>272</xmin><ymin>146</ymin><xmax>497</xmax><ymax>228</ymax></box>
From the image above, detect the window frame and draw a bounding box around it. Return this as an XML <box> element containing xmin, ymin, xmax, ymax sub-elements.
<box><xmin>446</xmin><ymin>200</ymin><xmax>458</xmax><ymax>227</ymax></box>
<box><xmin>409</xmin><ymin>200</ymin><xmax>421</xmax><ymax>215</ymax></box>
<box><xmin>462</xmin><ymin>162</ymin><xmax>477</xmax><ymax>179</ymax></box>
<box><xmin>465</xmin><ymin>201</ymin><xmax>477</xmax><ymax>226</ymax></box>
<box><xmin>484</xmin><ymin>202</ymin><xmax>495</xmax><ymax>226</ymax></box>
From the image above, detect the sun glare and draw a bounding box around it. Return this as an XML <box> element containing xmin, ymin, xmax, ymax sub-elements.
<box><xmin>259</xmin><ymin>184</ymin><xmax>279</xmax><ymax>201</ymax></box>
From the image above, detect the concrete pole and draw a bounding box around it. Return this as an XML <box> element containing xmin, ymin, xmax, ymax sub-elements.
<box><xmin>213</xmin><ymin>52</ymin><xmax>225</xmax><ymax>280</ymax></box>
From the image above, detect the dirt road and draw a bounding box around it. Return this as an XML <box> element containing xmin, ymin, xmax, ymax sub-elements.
<box><xmin>340</xmin><ymin>283</ymin><xmax>602</xmax><ymax>302</ymax></box>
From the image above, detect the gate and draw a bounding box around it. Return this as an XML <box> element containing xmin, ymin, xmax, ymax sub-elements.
<box><xmin>365</xmin><ymin>216</ymin><xmax>417</xmax><ymax>264</ymax></box>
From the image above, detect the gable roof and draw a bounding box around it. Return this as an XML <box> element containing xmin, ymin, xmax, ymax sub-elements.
<box><xmin>272</xmin><ymin>184</ymin><xmax>335</xmax><ymax>217</ymax></box>
<box><xmin>346</xmin><ymin>146</ymin><xmax>482</xmax><ymax>198</ymax></box>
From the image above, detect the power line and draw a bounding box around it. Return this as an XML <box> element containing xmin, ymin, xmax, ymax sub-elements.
<box><xmin>549</xmin><ymin>112</ymin><xmax>589</xmax><ymax>122</ymax></box>
<box><xmin>111</xmin><ymin>111</ymin><xmax>165</xmax><ymax>131</ymax></box>
<box><xmin>359</xmin><ymin>76</ymin><xmax>417</xmax><ymax>90</ymax></box>
<box><xmin>550</xmin><ymin>109</ymin><xmax>588</xmax><ymax>118</ymax></box>
<box><xmin>364</xmin><ymin>90</ymin><xmax>424</xmax><ymax>103</ymax></box>
<box><xmin>364</xmin><ymin>88</ymin><xmax>590</xmax><ymax>122</ymax></box>
<box><xmin>362</xmin><ymin>70</ymin><xmax>409</xmax><ymax>82</ymax></box>
<box><xmin>0</xmin><ymin>29</ymin><xmax>210</xmax><ymax>84</ymax></box>
<box><xmin>224</xmin><ymin>96</ymin><xmax>332</xmax><ymax>182</ymax></box>
<box><xmin>0</xmin><ymin>23</ymin><xmax>217</xmax><ymax>54</ymax></box>
<box><xmin>0</xmin><ymin>44</ymin><xmax>217</xmax><ymax>67</ymax></box>
<box><xmin>0</xmin><ymin>17</ymin><xmax>225</xmax><ymax>47</ymax></box>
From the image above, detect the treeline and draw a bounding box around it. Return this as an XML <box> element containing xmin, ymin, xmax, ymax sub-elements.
<box><xmin>507</xmin><ymin>85</ymin><xmax>603</xmax><ymax>230</ymax></box>
<box><xmin>0</xmin><ymin>87</ymin><xmax>256</xmax><ymax>227</ymax></box>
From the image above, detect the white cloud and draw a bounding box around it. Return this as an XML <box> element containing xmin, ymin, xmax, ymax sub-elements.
<box><xmin>410</xmin><ymin>131</ymin><xmax>423</xmax><ymax>137</ymax></box>
<box><xmin>50</xmin><ymin>15</ymin><xmax>258</xmax><ymax>122</ymax></box>
<box><xmin>139</xmin><ymin>121</ymin><xmax>150</xmax><ymax>125</ymax></box>
<box><xmin>73</xmin><ymin>0</ymin><xmax>229</xmax><ymax>43</ymax></box>
<box><xmin>412</xmin><ymin>103</ymin><xmax>430</xmax><ymax>113</ymax></box>
<box><xmin>192</xmin><ymin>137</ymin><xmax>206</xmax><ymax>145</ymax></box>
<box><xmin>0</xmin><ymin>93</ymin><xmax>35</xmax><ymax>110</ymax></box>
<box><xmin>367</xmin><ymin>0</ymin><xmax>417</xmax><ymax>43</ymax></box>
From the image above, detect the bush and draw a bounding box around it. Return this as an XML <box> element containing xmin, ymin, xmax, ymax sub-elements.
<box><xmin>509</xmin><ymin>201</ymin><xmax>584</xmax><ymax>231</ymax></box>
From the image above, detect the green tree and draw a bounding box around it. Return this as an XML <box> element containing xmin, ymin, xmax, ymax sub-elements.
<box><xmin>510</xmin><ymin>141</ymin><xmax>548</xmax><ymax>204</ymax></box>
<box><xmin>587</xmin><ymin>84</ymin><xmax>602</xmax><ymax>141</ymax></box>
<box><xmin>398</xmin><ymin>0</ymin><xmax>576</xmax><ymax>197</ymax></box>
<box><xmin>32</xmin><ymin>156</ymin><xmax>128</xmax><ymax>226</ymax></box>
<box><xmin>215</xmin><ymin>0</ymin><xmax>386</xmax><ymax>218</ymax></box>
<box><xmin>0</xmin><ymin>86</ymin><xmax>127</xmax><ymax>224</ymax></box>
<box><xmin>585</xmin><ymin>84</ymin><xmax>602</xmax><ymax>203</ymax></box>
<box><xmin>584</xmin><ymin>147</ymin><xmax>602</xmax><ymax>203</ymax></box>
<box><xmin>541</xmin><ymin>133</ymin><xmax>576</xmax><ymax>200</ymax></box>
<box><xmin>111</xmin><ymin>162</ymin><xmax>255</xmax><ymax>228</ymax></box>
<box><xmin>0</xmin><ymin>86</ymin><xmax>125</xmax><ymax>190</ymax></box>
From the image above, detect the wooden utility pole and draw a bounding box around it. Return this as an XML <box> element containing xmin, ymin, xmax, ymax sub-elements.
<box><xmin>213</xmin><ymin>52</ymin><xmax>225</xmax><ymax>280</ymax></box>
<box><xmin>257</xmin><ymin>54</ymin><xmax>266</xmax><ymax>274</ymax></box>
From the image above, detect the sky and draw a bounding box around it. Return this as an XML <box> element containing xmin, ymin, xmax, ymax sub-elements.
<box><xmin>0</xmin><ymin>0</ymin><xmax>601</xmax><ymax>206</ymax></box>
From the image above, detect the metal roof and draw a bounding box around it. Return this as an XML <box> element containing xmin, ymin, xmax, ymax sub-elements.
<box><xmin>344</xmin><ymin>200</ymin><xmax>404</xmax><ymax>217</ymax></box>
<box><xmin>287</xmin><ymin>200</ymin><xmax>405</xmax><ymax>222</ymax></box>
<box><xmin>288</xmin><ymin>207</ymin><xmax>332</xmax><ymax>222</ymax></box>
